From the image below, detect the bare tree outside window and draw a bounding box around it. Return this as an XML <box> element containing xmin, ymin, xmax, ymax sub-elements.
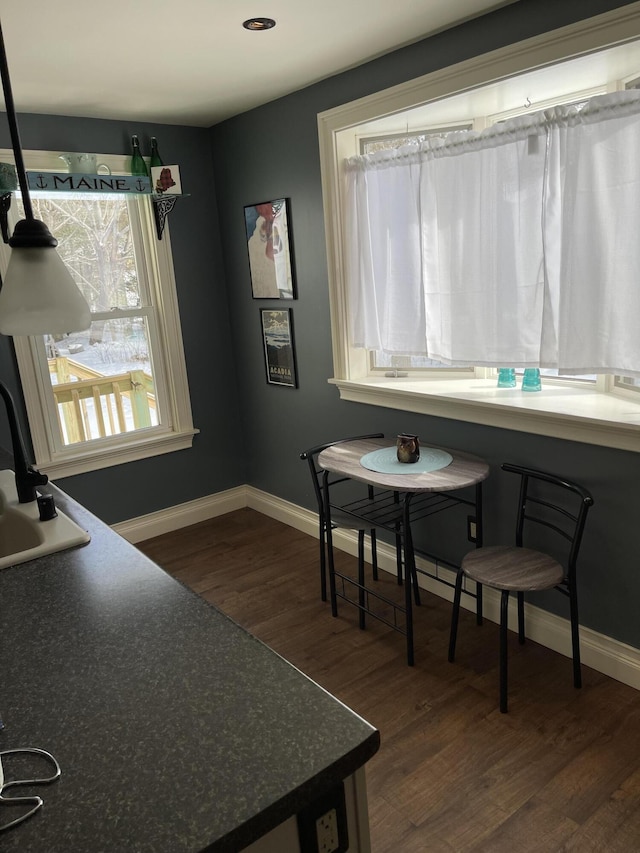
<box><xmin>18</xmin><ymin>193</ymin><xmax>159</xmax><ymax>444</ymax></box>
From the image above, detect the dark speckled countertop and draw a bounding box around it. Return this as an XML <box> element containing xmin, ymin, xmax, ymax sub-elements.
<box><xmin>0</xmin><ymin>476</ymin><xmax>379</xmax><ymax>851</ymax></box>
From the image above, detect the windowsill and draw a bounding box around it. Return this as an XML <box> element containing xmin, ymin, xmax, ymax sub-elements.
<box><xmin>329</xmin><ymin>376</ymin><xmax>640</xmax><ymax>452</ymax></box>
<box><xmin>38</xmin><ymin>427</ymin><xmax>199</xmax><ymax>480</ymax></box>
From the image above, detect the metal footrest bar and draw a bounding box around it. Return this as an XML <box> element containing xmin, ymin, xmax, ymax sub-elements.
<box><xmin>335</xmin><ymin>571</ymin><xmax>408</xmax><ymax>636</ymax></box>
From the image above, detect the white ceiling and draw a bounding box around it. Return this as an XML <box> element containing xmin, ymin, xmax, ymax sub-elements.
<box><xmin>1</xmin><ymin>0</ymin><xmax>517</xmax><ymax>128</ymax></box>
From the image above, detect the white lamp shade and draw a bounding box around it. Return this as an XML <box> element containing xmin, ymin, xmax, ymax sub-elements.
<box><xmin>0</xmin><ymin>245</ymin><xmax>91</xmax><ymax>335</ymax></box>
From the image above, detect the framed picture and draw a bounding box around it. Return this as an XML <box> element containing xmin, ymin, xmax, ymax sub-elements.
<box><xmin>260</xmin><ymin>308</ymin><xmax>298</xmax><ymax>388</ymax></box>
<box><xmin>244</xmin><ymin>198</ymin><xmax>296</xmax><ymax>299</ymax></box>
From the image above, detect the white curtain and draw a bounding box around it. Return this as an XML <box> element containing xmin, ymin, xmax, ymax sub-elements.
<box><xmin>346</xmin><ymin>149</ymin><xmax>426</xmax><ymax>354</ymax></box>
<box><xmin>344</xmin><ymin>90</ymin><xmax>640</xmax><ymax>375</ymax></box>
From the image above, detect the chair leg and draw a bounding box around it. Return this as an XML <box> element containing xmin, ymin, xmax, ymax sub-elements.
<box><xmin>410</xmin><ymin>555</ymin><xmax>421</xmax><ymax>606</ymax></box>
<box><xmin>476</xmin><ymin>581</ymin><xmax>483</xmax><ymax>625</ymax></box>
<box><xmin>325</xmin><ymin>519</ymin><xmax>339</xmax><ymax>618</ymax></box>
<box><xmin>321</xmin><ymin>474</ymin><xmax>340</xmax><ymax>618</ymax></box>
<box><xmin>394</xmin><ymin>492</ymin><xmax>403</xmax><ymax>585</ymax></box>
<box><xmin>404</xmin><ymin>529</ymin><xmax>421</xmax><ymax>607</ymax></box>
<box><xmin>517</xmin><ymin>591</ymin><xmax>525</xmax><ymax>644</ymax></box>
<box><xmin>397</xmin><ymin>493</ymin><xmax>420</xmax><ymax>607</ymax></box>
<box><xmin>319</xmin><ymin>517</ymin><xmax>327</xmax><ymax>602</ymax></box>
<box><xmin>402</xmin><ymin>551</ymin><xmax>415</xmax><ymax>667</ymax></box>
<box><xmin>401</xmin><ymin>498</ymin><xmax>415</xmax><ymax>666</ymax></box>
<box><xmin>448</xmin><ymin>569</ymin><xmax>464</xmax><ymax>662</ymax></box>
<box><xmin>358</xmin><ymin>530</ymin><xmax>366</xmax><ymax>630</ymax></box>
<box><xmin>370</xmin><ymin>530</ymin><xmax>379</xmax><ymax>581</ymax></box>
<box><xmin>474</xmin><ymin>483</ymin><xmax>484</xmax><ymax>625</ymax></box>
<box><xmin>394</xmin><ymin>530</ymin><xmax>402</xmax><ymax>585</ymax></box>
<box><xmin>569</xmin><ymin>581</ymin><xmax>582</xmax><ymax>689</ymax></box>
<box><xmin>500</xmin><ymin>590</ymin><xmax>510</xmax><ymax>713</ymax></box>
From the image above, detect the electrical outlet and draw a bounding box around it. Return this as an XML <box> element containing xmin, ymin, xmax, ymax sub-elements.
<box><xmin>316</xmin><ymin>808</ymin><xmax>339</xmax><ymax>853</ymax></box>
<box><xmin>467</xmin><ymin>515</ymin><xmax>477</xmax><ymax>542</ymax></box>
<box><xmin>297</xmin><ymin>783</ymin><xmax>349</xmax><ymax>853</ymax></box>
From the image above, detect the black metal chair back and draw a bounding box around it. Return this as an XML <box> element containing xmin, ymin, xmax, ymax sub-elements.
<box><xmin>505</xmin><ymin>462</ymin><xmax>593</xmax><ymax>588</ymax></box>
<box><xmin>300</xmin><ymin>433</ymin><xmax>385</xmax><ymax>601</ymax></box>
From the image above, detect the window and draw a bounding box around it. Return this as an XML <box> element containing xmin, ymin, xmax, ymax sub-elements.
<box><xmin>318</xmin><ymin>6</ymin><xmax>640</xmax><ymax>452</ymax></box>
<box><xmin>0</xmin><ymin>149</ymin><xmax>197</xmax><ymax>478</ymax></box>
<box><xmin>347</xmin><ymin>91</ymin><xmax>640</xmax><ymax>372</ymax></box>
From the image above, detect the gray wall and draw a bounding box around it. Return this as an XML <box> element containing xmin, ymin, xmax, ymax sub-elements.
<box><xmin>209</xmin><ymin>0</ymin><xmax>640</xmax><ymax>649</ymax></box>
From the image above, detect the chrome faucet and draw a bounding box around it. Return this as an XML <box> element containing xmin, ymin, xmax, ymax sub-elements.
<box><xmin>0</xmin><ymin>380</ymin><xmax>47</xmax><ymax>502</ymax></box>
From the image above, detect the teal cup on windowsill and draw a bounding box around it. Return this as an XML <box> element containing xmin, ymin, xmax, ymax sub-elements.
<box><xmin>522</xmin><ymin>368</ymin><xmax>542</xmax><ymax>392</ymax></box>
<box><xmin>497</xmin><ymin>368</ymin><xmax>516</xmax><ymax>388</ymax></box>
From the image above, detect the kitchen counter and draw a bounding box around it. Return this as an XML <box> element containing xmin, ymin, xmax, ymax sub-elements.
<box><xmin>0</xmin><ymin>477</ymin><xmax>379</xmax><ymax>851</ymax></box>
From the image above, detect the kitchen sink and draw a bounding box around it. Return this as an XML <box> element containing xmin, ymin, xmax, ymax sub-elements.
<box><xmin>0</xmin><ymin>469</ymin><xmax>90</xmax><ymax>569</ymax></box>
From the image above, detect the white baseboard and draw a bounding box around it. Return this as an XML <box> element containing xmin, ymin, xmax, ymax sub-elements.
<box><xmin>112</xmin><ymin>486</ymin><xmax>248</xmax><ymax>543</ymax></box>
<box><xmin>114</xmin><ymin>486</ymin><xmax>640</xmax><ymax>692</ymax></box>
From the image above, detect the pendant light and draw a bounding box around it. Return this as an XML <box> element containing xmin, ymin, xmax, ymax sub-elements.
<box><xmin>0</xmin><ymin>17</ymin><xmax>90</xmax><ymax>336</ymax></box>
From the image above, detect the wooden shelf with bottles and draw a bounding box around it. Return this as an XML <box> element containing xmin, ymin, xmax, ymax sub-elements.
<box><xmin>8</xmin><ymin>171</ymin><xmax>188</xmax><ymax>240</ymax></box>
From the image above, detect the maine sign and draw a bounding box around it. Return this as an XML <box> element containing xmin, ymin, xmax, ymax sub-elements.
<box><xmin>26</xmin><ymin>171</ymin><xmax>151</xmax><ymax>194</ymax></box>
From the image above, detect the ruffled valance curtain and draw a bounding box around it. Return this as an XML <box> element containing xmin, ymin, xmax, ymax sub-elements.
<box><xmin>344</xmin><ymin>91</ymin><xmax>640</xmax><ymax>375</ymax></box>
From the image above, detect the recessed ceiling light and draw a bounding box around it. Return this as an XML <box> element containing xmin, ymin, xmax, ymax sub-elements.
<box><xmin>243</xmin><ymin>18</ymin><xmax>276</xmax><ymax>31</ymax></box>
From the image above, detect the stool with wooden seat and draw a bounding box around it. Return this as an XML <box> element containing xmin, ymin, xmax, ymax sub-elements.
<box><xmin>448</xmin><ymin>462</ymin><xmax>594</xmax><ymax>713</ymax></box>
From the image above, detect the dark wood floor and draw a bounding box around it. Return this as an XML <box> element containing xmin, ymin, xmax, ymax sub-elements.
<box><xmin>138</xmin><ymin>508</ymin><xmax>640</xmax><ymax>852</ymax></box>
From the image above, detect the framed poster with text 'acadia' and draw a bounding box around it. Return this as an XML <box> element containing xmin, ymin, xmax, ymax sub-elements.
<box><xmin>260</xmin><ymin>308</ymin><xmax>298</xmax><ymax>388</ymax></box>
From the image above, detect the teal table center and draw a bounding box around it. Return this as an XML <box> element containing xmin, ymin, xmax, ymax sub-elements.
<box><xmin>360</xmin><ymin>446</ymin><xmax>452</xmax><ymax>475</ymax></box>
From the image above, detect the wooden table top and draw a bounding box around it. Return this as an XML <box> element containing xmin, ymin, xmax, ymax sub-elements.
<box><xmin>318</xmin><ymin>437</ymin><xmax>490</xmax><ymax>493</ymax></box>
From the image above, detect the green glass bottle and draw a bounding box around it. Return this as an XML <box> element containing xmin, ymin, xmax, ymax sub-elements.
<box><xmin>130</xmin><ymin>135</ymin><xmax>148</xmax><ymax>177</ymax></box>
<box><xmin>149</xmin><ymin>137</ymin><xmax>164</xmax><ymax>169</ymax></box>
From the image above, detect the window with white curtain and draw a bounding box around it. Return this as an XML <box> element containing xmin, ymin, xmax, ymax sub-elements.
<box><xmin>318</xmin><ymin>7</ymin><xmax>640</xmax><ymax>452</ymax></box>
<box><xmin>346</xmin><ymin>90</ymin><xmax>640</xmax><ymax>376</ymax></box>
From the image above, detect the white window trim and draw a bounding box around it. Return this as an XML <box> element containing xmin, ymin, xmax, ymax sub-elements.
<box><xmin>0</xmin><ymin>149</ymin><xmax>198</xmax><ymax>479</ymax></box>
<box><xmin>318</xmin><ymin>2</ymin><xmax>640</xmax><ymax>453</ymax></box>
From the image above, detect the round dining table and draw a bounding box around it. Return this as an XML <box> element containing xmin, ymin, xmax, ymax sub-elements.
<box><xmin>318</xmin><ymin>436</ymin><xmax>490</xmax><ymax>665</ymax></box>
